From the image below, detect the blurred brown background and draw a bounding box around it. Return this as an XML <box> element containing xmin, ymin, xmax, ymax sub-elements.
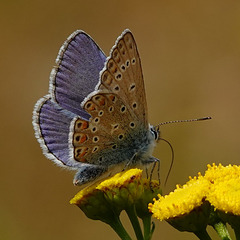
<box><xmin>1</xmin><ymin>1</ymin><xmax>239</xmax><ymax>239</ymax></box>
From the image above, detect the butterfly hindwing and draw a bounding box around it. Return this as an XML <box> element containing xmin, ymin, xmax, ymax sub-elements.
<box><xmin>71</xmin><ymin>93</ymin><xmax>140</xmax><ymax>165</ymax></box>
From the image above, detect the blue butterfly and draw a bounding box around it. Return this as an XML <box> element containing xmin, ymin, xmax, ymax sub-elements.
<box><xmin>32</xmin><ymin>30</ymin><xmax>160</xmax><ymax>186</ymax></box>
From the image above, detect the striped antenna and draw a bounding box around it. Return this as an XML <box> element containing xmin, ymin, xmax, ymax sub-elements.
<box><xmin>156</xmin><ymin>116</ymin><xmax>211</xmax><ymax>127</ymax></box>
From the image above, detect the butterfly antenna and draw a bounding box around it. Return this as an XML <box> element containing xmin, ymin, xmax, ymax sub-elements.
<box><xmin>159</xmin><ymin>138</ymin><xmax>174</xmax><ymax>186</ymax></box>
<box><xmin>156</xmin><ymin>116</ymin><xmax>211</xmax><ymax>127</ymax></box>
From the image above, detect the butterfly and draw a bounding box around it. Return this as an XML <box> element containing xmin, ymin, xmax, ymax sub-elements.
<box><xmin>32</xmin><ymin>29</ymin><xmax>160</xmax><ymax>186</ymax></box>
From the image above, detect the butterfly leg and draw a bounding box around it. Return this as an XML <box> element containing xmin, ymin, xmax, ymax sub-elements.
<box><xmin>142</xmin><ymin>157</ymin><xmax>161</xmax><ymax>188</ymax></box>
<box><xmin>73</xmin><ymin>165</ymin><xmax>107</xmax><ymax>186</ymax></box>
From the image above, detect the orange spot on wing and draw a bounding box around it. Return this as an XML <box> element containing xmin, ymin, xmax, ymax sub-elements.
<box><xmin>80</xmin><ymin>134</ymin><xmax>87</xmax><ymax>143</ymax></box>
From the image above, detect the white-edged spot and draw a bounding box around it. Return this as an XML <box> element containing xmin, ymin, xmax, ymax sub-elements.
<box><xmin>129</xmin><ymin>83</ymin><xmax>136</xmax><ymax>92</ymax></box>
<box><xmin>129</xmin><ymin>122</ymin><xmax>135</xmax><ymax>129</ymax></box>
<box><xmin>118</xmin><ymin>134</ymin><xmax>124</xmax><ymax>140</ymax></box>
<box><xmin>132</xmin><ymin>102</ymin><xmax>137</xmax><ymax>109</ymax></box>
<box><xmin>98</xmin><ymin>110</ymin><xmax>104</xmax><ymax>116</ymax></box>
<box><xmin>114</xmin><ymin>85</ymin><xmax>120</xmax><ymax>92</ymax></box>
<box><xmin>120</xmin><ymin>64</ymin><xmax>126</xmax><ymax>72</ymax></box>
<box><xmin>92</xmin><ymin>146</ymin><xmax>99</xmax><ymax>153</ymax></box>
<box><xmin>94</xmin><ymin>117</ymin><xmax>100</xmax><ymax>123</ymax></box>
<box><xmin>92</xmin><ymin>136</ymin><xmax>99</xmax><ymax>143</ymax></box>
<box><xmin>112</xmin><ymin>144</ymin><xmax>117</xmax><ymax>149</ymax></box>
<box><xmin>112</xmin><ymin>123</ymin><xmax>119</xmax><ymax>130</ymax></box>
<box><xmin>91</xmin><ymin>126</ymin><xmax>97</xmax><ymax>133</ymax></box>
<box><xmin>115</xmin><ymin>72</ymin><xmax>122</xmax><ymax>80</ymax></box>
<box><xmin>120</xmin><ymin>105</ymin><xmax>126</xmax><ymax>113</ymax></box>
<box><xmin>109</xmin><ymin>106</ymin><xmax>114</xmax><ymax>112</ymax></box>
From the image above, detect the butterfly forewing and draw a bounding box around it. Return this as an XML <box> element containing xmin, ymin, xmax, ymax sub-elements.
<box><xmin>98</xmin><ymin>30</ymin><xmax>148</xmax><ymax>128</ymax></box>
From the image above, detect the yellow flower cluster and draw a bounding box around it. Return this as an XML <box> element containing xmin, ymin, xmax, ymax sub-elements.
<box><xmin>149</xmin><ymin>176</ymin><xmax>209</xmax><ymax>221</ymax></box>
<box><xmin>70</xmin><ymin>169</ymin><xmax>161</xmax><ymax>221</ymax></box>
<box><xmin>205</xmin><ymin>164</ymin><xmax>240</xmax><ymax>215</ymax></box>
<box><xmin>149</xmin><ymin>164</ymin><xmax>240</xmax><ymax>220</ymax></box>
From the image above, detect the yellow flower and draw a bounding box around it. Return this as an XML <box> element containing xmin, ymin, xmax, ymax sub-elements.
<box><xmin>135</xmin><ymin>178</ymin><xmax>161</xmax><ymax>219</ymax></box>
<box><xmin>204</xmin><ymin>163</ymin><xmax>240</xmax><ymax>183</ymax></box>
<box><xmin>204</xmin><ymin>163</ymin><xmax>240</xmax><ymax>215</ymax></box>
<box><xmin>204</xmin><ymin>163</ymin><xmax>240</xmax><ymax>236</ymax></box>
<box><xmin>149</xmin><ymin>176</ymin><xmax>210</xmax><ymax>221</ymax></box>
<box><xmin>70</xmin><ymin>168</ymin><xmax>162</xmax><ymax>240</ymax></box>
<box><xmin>149</xmin><ymin>175</ymin><xmax>211</xmax><ymax>233</ymax></box>
<box><xmin>70</xmin><ymin>182</ymin><xmax>118</xmax><ymax>223</ymax></box>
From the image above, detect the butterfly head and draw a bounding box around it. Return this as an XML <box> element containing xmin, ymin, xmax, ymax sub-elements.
<box><xmin>150</xmin><ymin>125</ymin><xmax>160</xmax><ymax>142</ymax></box>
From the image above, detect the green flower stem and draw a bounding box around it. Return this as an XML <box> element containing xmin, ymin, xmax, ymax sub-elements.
<box><xmin>233</xmin><ymin>226</ymin><xmax>240</xmax><ymax>240</ymax></box>
<box><xmin>194</xmin><ymin>229</ymin><xmax>212</xmax><ymax>240</ymax></box>
<box><xmin>126</xmin><ymin>205</ymin><xmax>144</xmax><ymax>240</ymax></box>
<box><xmin>213</xmin><ymin>222</ymin><xmax>232</xmax><ymax>240</ymax></box>
<box><xmin>142</xmin><ymin>216</ymin><xmax>152</xmax><ymax>240</ymax></box>
<box><xmin>107</xmin><ymin>215</ymin><xmax>132</xmax><ymax>240</ymax></box>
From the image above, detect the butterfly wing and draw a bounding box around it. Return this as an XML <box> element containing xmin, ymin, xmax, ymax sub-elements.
<box><xmin>50</xmin><ymin>30</ymin><xmax>106</xmax><ymax>116</ymax></box>
<box><xmin>33</xmin><ymin>31</ymin><xmax>106</xmax><ymax>167</ymax></box>
<box><xmin>97</xmin><ymin>30</ymin><xmax>148</xmax><ymax>127</ymax></box>
<box><xmin>33</xmin><ymin>29</ymin><xmax>152</xmax><ymax>186</ymax></box>
<box><xmin>71</xmin><ymin>30</ymin><xmax>150</xmax><ymax>169</ymax></box>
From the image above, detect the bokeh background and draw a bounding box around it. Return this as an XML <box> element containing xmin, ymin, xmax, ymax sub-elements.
<box><xmin>1</xmin><ymin>1</ymin><xmax>240</xmax><ymax>239</ymax></box>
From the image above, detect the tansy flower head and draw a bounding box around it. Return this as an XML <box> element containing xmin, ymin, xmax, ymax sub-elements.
<box><xmin>204</xmin><ymin>164</ymin><xmax>240</xmax><ymax>236</ymax></box>
<box><xmin>96</xmin><ymin>169</ymin><xmax>148</xmax><ymax>212</ymax></box>
<box><xmin>204</xmin><ymin>163</ymin><xmax>240</xmax><ymax>183</ymax></box>
<box><xmin>70</xmin><ymin>168</ymin><xmax>162</xmax><ymax>240</ymax></box>
<box><xmin>135</xmin><ymin>178</ymin><xmax>161</xmax><ymax>219</ymax></box>
<box><xmin>70</xmin><ymin>182</ymin><xmax>118</xmax><ymax>223</ymax></box>
<box><xmin>149</xmin><ymin>176</ymin><xmax>211</xmax><ymax>232</ymax></box>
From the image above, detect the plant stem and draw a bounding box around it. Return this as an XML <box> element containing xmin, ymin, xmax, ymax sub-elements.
<box><xmin>107</xmin><ymin>215</ymin><xmax>132</xmax><ymax>240</ymax></box>
<box><xmin>194</xmin><ymin>229</ymin><xmax>212</xmax><ymax>240</ymax></box>
<box><xmin>126</xmin><ymin>205</ymin><xmax>144</xmax><ymax>240</ymax></box>
<box><xmin>142</xmin><ymin>216</ymin><xmax>152</xmax><ymax>240</ymax></box>
<box><xmin>232</xmin><ymin>225</ymin><xmax>240</xmax><ymax>240</ymax></box>
<box><xmin>213</xmin><ymin>222</ymin><xmax>232</xmax><ymax>240</ymax></box>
